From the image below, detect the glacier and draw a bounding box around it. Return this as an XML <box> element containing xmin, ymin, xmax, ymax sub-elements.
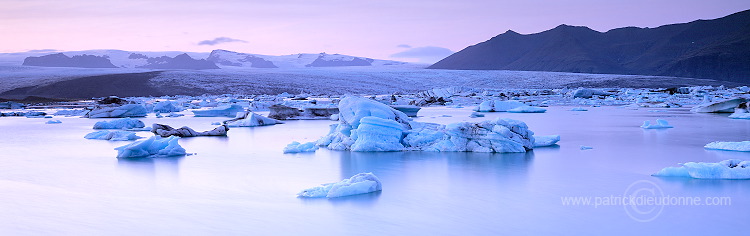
<box><xmin>114</xmin><ymin>135</ymin><xmax>186</xmax><ymax>158</ymax></box>
<box><xmin>653</xmin><ymin>159</ymin><xmax>750</xmax><ymax>179</ymax></box>
<box><xmin>297</xmin><ymin>173</ymin><xmax>382</xmax><ymax>198</ymax></box>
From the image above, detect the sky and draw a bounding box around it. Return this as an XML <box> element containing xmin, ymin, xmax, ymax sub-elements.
<box><xmin>1</xmin><ymin>0</ymin><xmax>749</xmax><ymax>63</ymax></box>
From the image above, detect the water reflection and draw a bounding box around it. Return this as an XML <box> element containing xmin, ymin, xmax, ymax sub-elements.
<box><xmin>116</xmin><ymin>156</ymin><xmax>183</xmax><ymax>181</ymax></box>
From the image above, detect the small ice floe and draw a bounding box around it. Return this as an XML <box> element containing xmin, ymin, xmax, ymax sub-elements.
<box><xmin>152</xmin><ymin>123</ymin><xmax>229</xmax><ymax>137</ymax></box>
<box><xmin>192</xmin><ymin>104</ymin><xmax>245</xmax><ymax>117</ymax></box>
<box><xmin>114</xmin><ymin>136</ymin><xmax>186</xmax><ymax>158</ymax></box>
<box><xmin>690</xmin><ymin>98</ymin><xmax>745</xmax><ymax>113</ymax></box>
<box><xmin>224</xmin><ymin>111</ymin><xmax>281</xmax><ymax>127</ymax></box>
<box><xmin>475</xmin><ymin>100</ymin><xmax>525</xmax><ymax>112</ymax></box>
<box><xmin>45</xmin><ymin>120</ymin><xmax>62</xmax><ymax>124</ymax></box>
<box><xmin>283</xmin><ymin>141</ymin><xmax>319</xmax><ymax>153</ymax></box>
<box><xmin>93</xmin><ymin>118</ymin><xmax>145</xmax><ymax>130</ymax></box>
<box><xmin>704</xmin><ymin>141</ymin><xmax>750</xmax><ymax>152</ymax></box>
<box><xmin>533</xmin><ymin>135</ymin><xmax>560</xmax><ymax>147</ymax></box>
<box><xmin>728</xmin><ymin>107</ymin><xmax>750</xmax><ymax>119</ymax></box>
<box><xmin>507</xmin><ymin>105</ymin><xmax>547</xmax><ymax>113</ymax></box>
<box><xmin>87</xmin><ymin>104</ymin><xmax>149</xmax><ymax>118</ymax></box>
<box><xmin>152</xmin><ymin>101</ymin><xmax>183</xmax><ymax>113</ymax></box>
<box><xmin>165</xmin><ymin>112</ymin><xmax>184</xmax><ymax>118</ymax></box>
<box><xmin>570</xmin><ymin>107</ymin><xmax>588</xmax><ymax>111</ymax></box>
<box><xmin>653</xmin><ymin>159</ymin><xmax>750</xmax><ymax>179</ymax></box>
<box><xmin>85</xmin><ymin>130</ymin><xmax>142</xmax><ymax>141</ymax></box>
<box><xmin>572</xmin><ymin>88</ymin><xmax>610</xmax><ymax>98</ymax></box>
<box><xmin>297</xmin><ymin>173</ymin><xmax>382</xmax><ymax>198</ymax></box>
<box><xmin>640</xmin><ymin>119</ymin><xmax>674</xmax><ymax>129</ymax></box>
<box><xmin>580</xmin><ymin>145</ymin><xmax>593</xmax><ymax>150</ymax></box>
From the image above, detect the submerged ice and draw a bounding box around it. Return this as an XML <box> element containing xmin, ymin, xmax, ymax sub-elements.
<box><xmin>297</xmin><ymin>173</ymin><xmax>382</xmax><ymax>198</ymax></box>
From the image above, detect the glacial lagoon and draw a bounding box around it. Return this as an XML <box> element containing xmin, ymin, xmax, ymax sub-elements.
<box><xmin>1</xmin><ymin>106</ymin><xmax>749</xmax><ymax>235</ymax></box>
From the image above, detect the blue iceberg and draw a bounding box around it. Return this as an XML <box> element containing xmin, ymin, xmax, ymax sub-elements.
<box><xmin>114</xmin><ymin>136</ymin><xmax>186</xmax><ymax>158</ymax></box>
<box><xmin>92</xmin><ymin>118</ymin><xmax>145</xmax><ymax>129</ymax></box>
<box><xmin>298</xmin><ymin>173</ymin><xmax>382</xmax><ymax>198</ymax></box>
<box><xmin>653</xmin><ymin>159</ymin><xmax>750</xmax><ymax>179</ymax></box>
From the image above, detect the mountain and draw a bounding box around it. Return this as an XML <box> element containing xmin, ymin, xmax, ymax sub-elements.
<box><xmin>206</xmin><ymin>50</ymin><xmax>408</xmax><ymax>68</ymax></box>
<box><xmin>137</xmin><ymin>53</ymin><xmax>219</xmax><ymax>69</ymax></box>
<box><xmin>429</xmin><ymin>9</ymin><xmax>750</xmax><ymax>82</ymax></box>
<box><xmin>23</xmin><ymin>53</ymin><xmax>117</xmax><ymax>68</ymax></box>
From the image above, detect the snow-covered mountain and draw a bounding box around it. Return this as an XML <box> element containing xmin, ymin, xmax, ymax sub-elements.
<box><xmin>206</xmin><ymin>49</ymin><xmax>409</xmax><ymax>68</ymax></box>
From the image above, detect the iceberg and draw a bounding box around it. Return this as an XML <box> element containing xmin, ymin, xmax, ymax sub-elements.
<box><xmin>580</xmin><ymin>146</ymin><xmax>593</xmax><ymax>150</ymax></box>
<box><xmin>570</xmin><ymin>107</ymin><xmax>588</xmax><ymax>111</ymax></box>
<box><xmin>641</xmin><ymin>119</ymin><xmax>674</xmax><ymax>129</ymax></box>
<box><xmin>507</xmin><ymin>105</ymin><xmax>547</xmax><ymax>113</ymax></box>
<box><xmin>87</xmin><ymin>104</ymin><xmax>148</xmax><ymax>118</ymax></box>
<box><xmin>475</xmin><ymin>100</ymin><xmax>525</xmax><ymax>112</ymax></box>
<box><xmin>114</xmin><ymin>136</ymin><xmax>186</xmax><ymax>158</ymax></box>
<box><xmin>533</xmin><ymin>135</ymin><xmax>560</xmax><ymax>147</ymax></box>
<box><xmin>152</xmin><ymin>101</ymin><xmax>183</xmax><ymax>113</ymax></box>
<box><xmin>45</xmin><ymin>120</ymin><xmax>62</xmax><ymax>124</ymax></box>
<box><xmin>653</xmin><ymin>159</ymin><xmax>750</xmax><ymax>179</ymax></box>
<box><xmin>404</xmin><ymin>118</ymin><xmax>535</xmax><ymax>153</ymax></box>
<box><xmin>704</xmin><ymin>141</ymin><xmax>750</xmax><ymax>152</ymax></box>
<box><xmin>690</xmin><ymin>98</ymin><xmax>745</xmax><ymax>113</ymax></box>
<box><xmin>283</xmin><ymin>141</ymin><xmax>319</xmax><ymax>153</ymax></box>
<box><xmin>297</xmin><ymin>173</ymin><xmax>382</xmax><ymax>198</ymax></box>
<box><xmin>572</xmin><ymin>88</ymin><xmax>610</xmax><ymax>98</ymax></box>
<box><xmin>152</xmin><ymin>123</ymin><xmax>229</xmax><ymax>137</ymax></box>
<box><xmin>85</xmin><ymin>130</ymin><xmax>142</xmax><ymax>141</ymax></box>
<box><xmin>350</xmin><ymin>116</ymin><xmax>405</xmax><ymax>152</ymax></box>
<box><xmin>192</xmin><ymin>104</ymin><xmax>245</xmax><ymax>117</ymax></box>
<box><xmin>225</xmin><ymin>111</ymin><xmax>281</xmax><ymax>127</ymax></box>
<box><xmin>390</xmin><ymin>105</ymin><xmax>421</xmax><ymax>117</ymax></box>
<box><xmin>92</xmin><ymin>118</ymin><xmax>145</xmax><ymax>129</ymax></box>
<box><xmin>728</xmin><ymin>108</ymin><xmax>750</xmax><ymax>119</ymax></box>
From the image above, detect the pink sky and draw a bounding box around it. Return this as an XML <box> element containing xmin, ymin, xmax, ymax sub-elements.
<box><xmin>1</xmin><ymin>0</ymin><xmax>749</xmax><ymax>62</ymax></box>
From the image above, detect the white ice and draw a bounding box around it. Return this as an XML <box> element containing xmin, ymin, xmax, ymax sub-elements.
<box><xmin>475</xmin><ymin>100</ymin><xmax>525</xmax><ymax>112</ymax></box>
<box><xmin>507</xmin><ymin>105</ymin><xmax>547</xmax><ymax>113</ymax></box>
<box><xmin>85</xmin><ymin>130</ymin><xmax>142</xmax><ymax>141</ymax></box>
<box><xmin>297</xmin><ymin>173</ymin><xmax>382</xmax><ymax>198</ymax></box>
<box><xmin>690</xmin><ymin>98</ymin><xmax>745</xmax><ymax>113</ymax></box>
<box><xmin>640</xmin><ymin>119</ymin><xmax>674</xmax><ymax>129</ymax></box>
<box><xmin>114</xmin><ymin>135</ymin><xmax>186</xmax><ymax>158</ymax></box>
<box><xmin>653</xmin><ymin>159</ymin><xmax>750</xmax><ymax>179</ymax></box>
<box><xmin>283</xmin><ymin>141</ymin><xmax>319</xmax><ymax>153</ymax></box>
<box><xmin>92</xmin><ymin>118</ymin><xmax>145</xmax><ymax>129</ymax></box>
<box><xmin>533</xmin><ymin>135</ymin><xmax>560</xmax><ymax>147</ymax></box>
<box><xmin>705</xmin><ymin>141</ymin><xmax>750</xmax><ymax>152</ymax></box>
<box><xmin>152</xmin><ymin>101</ymin><xmax>183</xmax><ymax>113</ymax></box>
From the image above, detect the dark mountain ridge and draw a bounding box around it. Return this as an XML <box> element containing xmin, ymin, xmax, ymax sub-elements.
<box><xmin>429</xmin><ymin>9</ymin><xmax>750</xmax><ymax>82</ymax></box>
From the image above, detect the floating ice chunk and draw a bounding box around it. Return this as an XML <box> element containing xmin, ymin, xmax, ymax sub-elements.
<box><xmin>317</xmin><ymin>97</ymin><xmax>411</xmax><ymax>151</ymax></box>
<box><xmin>570</xmin><ymin>107</ymin><xmax>588</xmax><ymax>111</ymax></box>
<box><xmin>45</xmin><ymin>120</ymin><xmax>62</xmax><ymax>124</ymax></box>
<box><xmin>533</xmin><ymin>135</ymin><xmax>560</xmax><ymax>147</ymax></box>
<box><xmin>114</xmin><ymin>136</ymin><xmax>186</xmax><ymax>158</ymax></box>
<box><xmin>283</xmin><ymin>141</ymin><xmax>319</xmax><ymax>153</ymax></box>
<box><xmin>297</xmin><ymin>173</ymin><xmax>382</xmax><ymax>198</ymax></box>
<box><xmin>152</xmin><ymin>101</ymin><xmax>183</xmax><ymax>113</ymax></box>
<box><xmin>53</xmin><ymin>109</ymin><xmax>87</xmax><ymax>116</ymax></box>
<box><xmin>192</xmin><ymin>104</ymin><xmax>245</xmax><ymax>117</ymax></box>
<box><xmin>475</xmin><ymin>100</ymin><xmax>525</xmax><ymax>112</ymax></box>
<box><xmin>653</xmin><ymin>159</ymin><xmax>750</xmax><ymax>179</ymax></box>
<box><xmin>690</xmin><ymin>98</ymin><xmax>745</xmax><ymax>113</ymax></box>
<box><xmin>572</xmin><ymin>88</ymin><xmax>610</xmax><ymax>98</ymax></box>
<box><xmin>469</xmin><ymin>112</ymin><xmax>485</xmax><ymax>118</ymax></box>
<box><xmin>728</xmin><ymin>108</ymin><xmax>750</xmax><ymax>119</ymax></box>
<box><xmin>390</xmin><ymin>105</ymin><xmax>421</xmax><ymax>117</ymax></box>
<box><xmin>87</xmin><ymin>104</ymin><xmax>148</xmax><ymax>118</ymax></box>
<box><xmin>404</xmin><ymin>118</ymin><xmax>535</xmax><ymax>153</ymax></box>
<box><xmin>705</xmin><ymin>141</ymin><xmax>750</xmax><ymax>152</ymax></box>
<box><xmin>152</xmin><ymin>124</ymin><xmax>229</xmax><ymax>137</ymax></box>
<box><xmin>85</xmin><ymin>130</ymin><xmax>142</xmax><ymax>141</ymax></box>
<box><xmin>580</xmin><ymin>146</ymin><xmax>593</xmax><ymax>150</ymax></box>
<box><xmin>225</xmin><ymin>111</ymin><xmax>280</xmax><ymax>127</ymax></box>
<box><xmin>350</xmin><ymin>116</ymin><xmax>405</xmax><ymax>152</ymax></box>
<box><xmin>507</xmin><ymin>106</ymin><xmax>546</xmax><ymax>113</ymax></box>
<box><xmin>641</xmin><ymin>119</ymin><xmax>674</xmax><ymax>129</ymax></box>
<box><xmin>92</xmin><ymin>118</ymin><xmax>145</xmax><ymax>129</ymax></box>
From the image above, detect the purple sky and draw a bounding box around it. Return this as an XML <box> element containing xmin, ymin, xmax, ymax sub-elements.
<box><xmin>2</xmin><ymin>0</ymin><xmax>749</xmax><ymax>63</ymax></box>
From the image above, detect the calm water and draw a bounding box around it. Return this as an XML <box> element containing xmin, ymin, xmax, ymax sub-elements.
<box><xmin>1</xmin><ymin>106</ymin><xmax>749</xmax><ymax>235</ymax></box>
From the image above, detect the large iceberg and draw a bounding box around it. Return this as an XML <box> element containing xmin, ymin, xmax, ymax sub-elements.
<box><xmin>297</xmin><ymin>173</ymin><xmax>382</xmax><ymax>198</ymax></box>
<box><xmin>152</xmin><ymin>124</ymin><xmax>229</xmax><ymax>137</ymax></box>
<box><xmin>475</xmin><ymin>100</ymin><xmax>525</xmax><ymax>112</ymax></box>
<box><xmin>92</xmin><ymin>118</ymin><xmax>145</xmax><ymax>129</ymax></box>
<box><xmin>192</xmin><ymin>104</ymin><xmax>245</xmax><ymax>117</ymax></box>
<box><xmin>85</xmin><ymin>130</ymin><xmax>142</xmax><ymax>141</ymax></box>
<box><xmin>640</xmin><ymin>119</ymin><xmax>674</xmax><ymax>129</ymax></box>
<box><xmin>87</xmin><ymin>104</ymin><xmax>148</xmax><ymax>118</ymax></box>
<box><xmin>653</xmin><ymin>159</ymin><xmax>750</xmax><ymax>179</ymax></box>
<box><xmin>316</xmin><ymin>96</ymin><xmax>535</xmax><ymax>153</ymax></box>
<box><xmin>690</xmin><ymin>98</ymin><xmax>745</xmax><ymax>113</ymax></box>
<box><xmin>704</xmin><ymin>141</ymin><xmax>750</xmax><ymax>152</ymax></box>
<box><xmin>225</xmin><ymin>111</ymin><xmax>281</xmax><ymax>127</ymax></box>
<box><xmin>533</xmin><ymin>135</ymin><xmax>560</xmax><ymax>147</ymax></box>
<box><xmin>114</xmin><ymin>136</ymin><xmax>187</xmax><ymax>158</ymax></box>
<box><xmin>283</xmin><ymin>141</ymin><xmax>319</xmax><ymax>153</ymax></box>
